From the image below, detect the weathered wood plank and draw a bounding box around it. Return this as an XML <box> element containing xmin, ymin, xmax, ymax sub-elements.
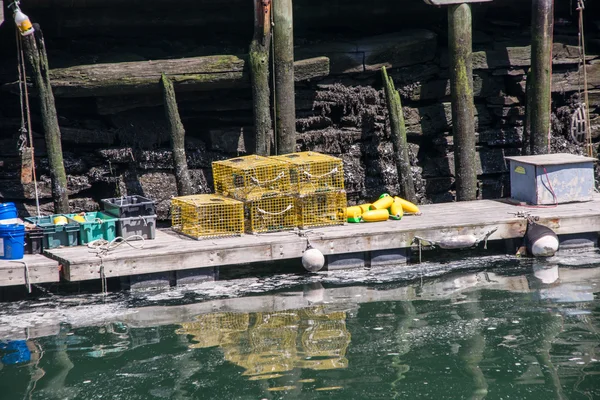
<box><xmin>45</xmin><ymin>196</ymin><xmax>600</xmax><ymax>282</ymax></box>
<box><xmin>0</xmin><ymin>255</ymin><xmax>60</xmax><ymax>287</ymax></box>
<box><xmin>2</xmin><ymin>56</ymin><xmax>329</xmax><ymax>98</ymax></box>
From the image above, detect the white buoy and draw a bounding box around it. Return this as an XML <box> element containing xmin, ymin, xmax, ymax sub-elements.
<box><xmin>302</xmin><ymin>246</ymin><xmax>325</xmax><ymax>272</ymax></box>
<box><xmin>531</xmin><ymin>235</ymin><xmax>559</xmax><ymax>257</ymax></box>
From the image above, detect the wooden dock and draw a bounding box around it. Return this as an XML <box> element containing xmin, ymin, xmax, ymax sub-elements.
<box><xmin>36</xmin><ymin>196</ymin><xmax>600</xmax><ymax>284</ymax></box>
<box><xmin>0</xmin><ymin>255</ymin><xmax>59</xmax><ymax>287</ymax></box>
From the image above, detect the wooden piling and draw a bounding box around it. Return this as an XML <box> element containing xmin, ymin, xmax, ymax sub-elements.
<box><xmin>381</xmin><ymin>66</ymin><xmax>417</xmax><ymax>203</ymax></box>
<box><xmin>161</xmin><ymin>74</ymin><xmax>194</xmax><ymax>196</ymax></box>
<box><xmin>249</xmin><ymin>0</ymin><xmax>273</xmax><ymax>156</ymax></box>
<box><xmin>273</xmin><ymin>0</ymin><xmax>296</xmax><ymax>155</ymax></box>
<box><xmin>528</xmin><ymin>0</ymin><xmax>553</xmax><ymax>155</ymax></box>
<box><xmin>448</xmin><ymin>4</ymin><xmax>477</xmax><ymax>202</ymax></box>
<box><xmin>22</xmin><ymin>26</ymin><xmax>69</xmax><ymax>213</ymax></box>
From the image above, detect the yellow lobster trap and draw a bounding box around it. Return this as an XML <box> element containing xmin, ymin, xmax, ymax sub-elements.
<box><xmin>212</xmin><ymin>155</ymin><xmax>292</xmax><ymax>201</ymax></box>
<box><xmin>272</xmin><ymin>151</ymin><xmax>344</xmax><ymax>196</ymax></box>
<box><xmin>296</xmin><ymin>190</ymin><xmax>347</xmax><ymax>229</ymax></box>
<box><xmin>246</xmin><ymin>193</ymin><xmax>297</xmax><ymax>233</ymax></box>
<box><xmin>171</xmin><ymin>194</ymin><xmax>244</xmax><ymax>240</ymax></box>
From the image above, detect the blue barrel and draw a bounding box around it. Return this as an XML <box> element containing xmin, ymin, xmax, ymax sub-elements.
<box><xmin>0</xmin><ymin>202</ymin><xmax>17</xmax><ymax>221</ymax></box>
<box><xmin>0</xmin><ymin>224</ymin><xmax>26</xmax><ymax>260</ymax></box>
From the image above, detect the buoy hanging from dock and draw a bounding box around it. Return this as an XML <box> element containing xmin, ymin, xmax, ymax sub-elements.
<box><xmin>302</xmin><ymin>244</ymin><xmax>325</xmax><ymax>272</ymax></box>
<box><xmin>525</xmin><ymin>222</ymin><xmax>559</xmax><ymax>257</ymax></box>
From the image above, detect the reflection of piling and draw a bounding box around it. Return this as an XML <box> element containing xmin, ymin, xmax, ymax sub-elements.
<box><xmin>457</xmin><ymin>293</ymin><xmax>488</xmax><ymax>400</ymax></box>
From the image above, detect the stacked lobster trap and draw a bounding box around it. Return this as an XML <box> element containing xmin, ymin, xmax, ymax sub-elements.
<box><xmin>273</xmin><ymin>152</ymin><xmax>346</xmax><ymax>229</ymax></box>
<box><xmin>170</xmin><ymin>152</ymin><xmax>346</xmax><ymax>238</ymax></box>
<box><xmin>213</xmin><ymin>155</ymin><xmax>297</xmax><ymax>233</ymax></box>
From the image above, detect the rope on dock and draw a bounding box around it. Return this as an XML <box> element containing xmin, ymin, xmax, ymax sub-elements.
<box><xmin>9</xmin><ymin>259</ymin><xmax>31</xmax><ymax>293</ymax></box>
<box><xmin>87</xmin><ymin>236</ymin><xmax>146</xmax><ymax>294</ymax></box>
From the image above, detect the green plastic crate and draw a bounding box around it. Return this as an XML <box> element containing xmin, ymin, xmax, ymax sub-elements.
<box><xmin>23</xmin><ymin>215</ymin><xmax>80</xmax><ymax>249</ymax></box>
<box><xmin>65</xmin><ymin>212</ymin><xmax>118</xmax><ymax>244</ymax></box>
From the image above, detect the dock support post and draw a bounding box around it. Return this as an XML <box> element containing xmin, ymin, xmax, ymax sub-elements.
<box><xmin>448</xmin><ymin>4</ymin><xmax>477</xmax><ymax>201</ymax></box>
<box><xmin>250</xmin><ymin>0</ymin><xmax>273</xmax><ymax>156</ymax></box>
<box><xmin>161</xmin><ymin>74</ymin><xmax>194</xmax><ymax>196</ymax></box>
<box><xmin>22</xmin><ymin>26</ymin><xmax>69</xmax><ymax>213</ymax></box>
<box><xmin>382</xmin><ymin>66</ymin><xmax>417</xmax><ymax>203</ymax></box>
<box><xmin>273</xmin><ymin>0</ymin><xmax>296</xmax><ymax>155</ymax></box>
<box><xmin>528</xmin><ymin>0</ymin><xmax>554</xmax><ymax>155</ymax></box>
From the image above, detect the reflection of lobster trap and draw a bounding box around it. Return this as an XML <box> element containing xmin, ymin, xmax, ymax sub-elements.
<box><xmin>297</xmin><ymin>319</ymin><xmax>351</xmax><ymax>370</ymax></box>
<box><xmin>296</xmin><ymin>191</ymin><xmax>347</xmax><ymax>229</ymax></box>
<box><xmin>272</xmin><ymin>152</ymin><xmax>345</xmax><ymax>196</ymax></box>
<box><xmin>175</xmin><ymin>312</ymin><xmax>250</xmax><ymax>349</ymax></box>
<box><xmin>246</xmin><ymin>195</ymin><xmax>297</xmax><ymax>233</ymax></box>
<box><xmin>171</xmin><ymin>194</ymin><xmax>244</xmax><ymax>240</ymax></box>
<box><xmin>225</xmin><ymin>350</ymin><xmax>297</xmax><ymax>377</ymax></box>
<box><xmin>223</xmin><ymin>311</ymin><xmax>301</xmax><ymax>377</ymax></box>
<box><xmin>212</xmin><ymin>155</ymin><xmax>292</xmax><ymax>201</ymax></box>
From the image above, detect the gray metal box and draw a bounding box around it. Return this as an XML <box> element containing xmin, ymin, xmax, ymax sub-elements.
<box><xmin>505</xmin><ymin>154</ymin><xmax>595</xmax><ymax>205</ymax></box>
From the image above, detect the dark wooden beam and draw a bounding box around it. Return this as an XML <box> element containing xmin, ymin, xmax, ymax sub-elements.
<box><xmin>249</xmin><ymin>0</ymin><xmax>273</xmax><ymax>156</ymax></box>
<box><xmin>273</xmin><ymin>0</ymin><xmax>296</xmax><ymax>155</ymax></box>
<box><xmin>382</xmin><ymin>66</ymin><xmax>417</xmax><ymax>203</ymax></box>
<box><xmin>161</xmin><ymin>74</ymin><xmax>194</xmax><ymax>196</ymax></box>
<box><xmin>528</xmin><ymin>0</ymin><xmax>553</xmax><ymax>155</ymax></box>
<box><xmin>448</xmin><ymin>4</ymin><xmax>477</xmax><ymax>201</ymax></box>
<box><xmin>22</xmin><ymin>26</ymin><xmax>69</xmax><ymax>213</ymax></box>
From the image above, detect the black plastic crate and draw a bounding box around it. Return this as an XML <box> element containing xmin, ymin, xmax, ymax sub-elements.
<box><xmin>24</xmin><ymin>227</ymin><xmax>44</xmax><ymax>255</ymax></box>
<box><xmin>117</xmin><ymin>215</ymin><xmax>157</xmax><ymax>240</ymax></box>
<box><xmin>101</xmin><ymin>195</ymin><xmax>156</xmax><ymax>218</ymax></box>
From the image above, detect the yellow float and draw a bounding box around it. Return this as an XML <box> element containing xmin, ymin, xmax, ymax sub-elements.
<box><xmin>345</xmin><ymin>206</ymin><xmax>362</xmax><ymax>223</ymax></box>
<box><xmin>394</xmin><ymin>197</ymin><xmax>420</xmax><ymax>214</ymax></box>
<box><xmin>357</xmin><ymin>204</ymin><xmax>372</xmax><ymax>213</ymax></box>
<box><xmin>371</xmin><ymin>195</ymin><xmax>394</xmax><ymax>210</ymax></box>
<box><xmin>73</xmin><ymin>215</ymin><xmax>86</xmax><ymax>223</ymax></box>
<box><xmin>361</xmin><ymin>209</ymin><xmax>390</xmax><ymax>222</ymax></box>
<box><xmin>389</xmin><ymin>198</ymin><xmax>404</xmax><ymax>220</ymax></box>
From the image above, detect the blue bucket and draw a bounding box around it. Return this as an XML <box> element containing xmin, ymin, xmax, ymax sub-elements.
<box><xmin>0</xmin><ymin>202</ymin><xmax>17</xmax><ymax>221</ymax></box>
<box><xmin>0</xmin><ymin>224</ymin><xmax>26</xmax><ymax>260</ymax></box>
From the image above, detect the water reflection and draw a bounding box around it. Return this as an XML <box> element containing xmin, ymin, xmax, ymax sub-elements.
<box><xmin>1</xmin><ymin>259</ymin><xmax>599</xmax><ymax>399</ymax></box>
<box><xmin>176</xmin><ymin>306</ymin><xmax>351</xmax><ymax>379</ymax></box>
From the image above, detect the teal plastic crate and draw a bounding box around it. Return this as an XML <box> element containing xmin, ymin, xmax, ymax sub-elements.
<box><xmin>65</xmin><ymin>212</ymin><xmax>118</xmax><ymax>244</ymax></box>
<box><xmin>23</xmin><ymin>215</ymin><xmax>80</xmax><ymax>249</ymax></box>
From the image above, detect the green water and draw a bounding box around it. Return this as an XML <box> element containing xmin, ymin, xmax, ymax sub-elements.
<box><xmin>1</xmin><ymin>257</ymin><xmax>600</xmax><ymax>399</ymax></box>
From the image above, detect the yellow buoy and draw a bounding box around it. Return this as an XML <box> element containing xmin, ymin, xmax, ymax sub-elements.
<box><xmin>357</xmin><ymin>204</ymin><xmax>372</xmax><ymax>213</ymax></box>
<box><xmin>394</xmin><ymin>197</ymin><xmax>420</xmax><ymax>214</ymax></box>
<box><xmin>346</xmin><ymin>206</ymin><xmax>362</xmax><ymax>219</ymax></box>
<box><xmin>345</xmin><ymin>206</ymin><xmax>362</xmax><ymax>223</ymax></box>
<box><xmin>73</xmin><ymin>215</ymin><xmax>86</xmax><ymax>223</ymax></box>
<box><xmin>371</xmin><ymin>195</ymin><xmax>394</xmax><ymax>210</ymax></box>
<box><xmin>362</xmin><ymin>209</ymin><xmax>390</xmax><ymax>222</ymax></box>
<box><xmin>389</xmin><ymin>198</ymin><xmax>404</xmax><ymax>220</ymax></box>
<box><xmin>53</xmin><ymin>216</ymin><xmax>68</xmax><ymax>225</ymax></box>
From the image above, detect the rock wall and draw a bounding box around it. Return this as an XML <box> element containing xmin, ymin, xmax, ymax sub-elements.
<box><xmin>0</xmin><ymin>0</ymin><xmax>599</xmax><ymax>219</ymax></box>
